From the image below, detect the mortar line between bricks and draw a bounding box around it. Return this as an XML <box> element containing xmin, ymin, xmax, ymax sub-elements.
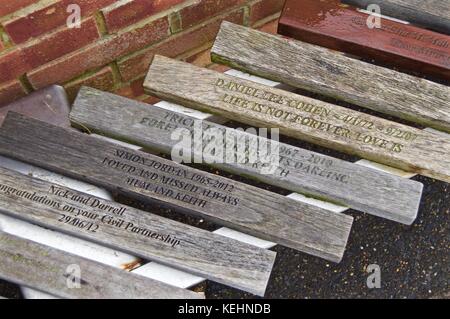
<box><xmin>27</xmin><ymin>4</ymin><xmax>246</xmax><ymax>90</ymax></box>
<box><xmin>121</xmin><ymin>40</ymin><xmax>215</xmax><ymax>85</ymax></box>
<box><xmin>94</xmin><ymin>10</ymin><xmax>109</xmax><ymax>36</ymax></box>
<box><xmin>0</xmin><ymin>25</ymin><xmax>13</xmax><ymax>49</ymax></box>
<box><xmin>169</xmin><ymin>11</ymin><xmax>182</xmax><ymax>34</ymax></box>
<box><xmin>165</xmin><ymin>0</ymin><xmax>198</xmax><ymax>35</ymax></box>
<box><xmin>0</xmin><ymin>15</ymin><xmax>97</xmax><ymax>56</ymax></box>
<box><xmin>117</xmin><ymin>0</ymin><xmax>242</xmax><ymax>38</ymax></box>
<box><xmin>109</xmin><ymin>61</ymin><xmax>123</xmax><ymax>88</ymax></box>
<box><xmin>243</xmin><ymin>5</ymin><xmax>251</xmax><ymax>26</ymax></box>
<box><xmin>252</xmin><ymin>12</ymin><xmax>282</xmax><ymax>28</ymax></box>
<box><xmin>116</xmin><ymin>5</ymin><xmax>247</xmax><ymax>72</ymax></box>
<box><xmin>107</xmin><ymin>0</ymin><xmax>199</xmax><ymax>36</ymax></box>
<box><xmin>116</xmin><ymin>79</ymin><xmax>144</xmax><ymax>91</ymax></box>
<box><xmin>0</xmin><ymin>0</ymin><xmax>58</xmax><ymax>24</ymax></box>
<box><xmin>61</xmin><ymin>65</ymin><xmax>110</xmax><ymax>87</ymax></box>
<box><xmin>171</xmin><ymin>0</ymin><xmax>202</xmax><ymax>14</ymax></box>
<box><xmin>178</xmin><ymin>41</ymin><xmax>215</xmax><ymax>61</ymax></box>
<box><xmin>18</xmin><ymin>74</ymin><xmax>34</xmax><ymax>94</ymax></box>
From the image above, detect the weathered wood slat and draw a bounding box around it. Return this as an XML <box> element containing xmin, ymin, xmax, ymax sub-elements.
<box><xmin>1</xmin><ymin>157</ymin><xmax>217</xmax><ymax>299</ymax></box>
<box><xmin>0</xmin><ymin>86</ymin><xmax>144</xmax><ymax>299</ymax></box>
<box><xmin>278</xmin><ymin>0</ymin><xmax>450</xmax><ymax>81</ymax></box>
<box><xmin>0</xmin><ymin>86</ymin><xmax>266</xmax><ymax>298</ymax></box>
<box><xmin>0</xmin><ymin>112</ymin><xmax>354</xmax><ymax>263</ymax></box>
<box><xmin>72</xmin><ymin>87</ymin><xmax>423</xmax><ymax>224</ymax></box>
<box><xmin>342</xmin><ymin>0</ymin><xmax>450</xmax><ymax>35</ymax></box>
<box><xmin>210</xmin><ymin>22</ymin><xmax>450</xmax><ymax>133</ymax></box>
<box><xmin>0</xmin><ymin>86</ymin><xmax>276</xmax><ymax>297</ymax></box>
<box><xmin>0</xmin><ymin>154</ymin><xmax>277</xmax><ymax>297</ymax></box>
<box><xmin>144</xmin><ymin>55</ymin><xmax>450</xmax><ymax>183</ymax></box>
<box><xmin>0</xmin><ymin>166</ymin><xmax>276</xmax><ymax>296</ymax></box>
<box><xmin>0</xmin><ymin>231</ymin><xmax>202</xmax><ymax>299</ymax></box>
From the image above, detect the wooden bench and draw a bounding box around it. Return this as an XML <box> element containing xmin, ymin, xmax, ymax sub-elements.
<box><xmin>144</xmin><ymin>55</ymin><xmax>450</xmax><ymax>183</ymax></box>
<box><xmin>72</xmin><ymin>87</ymin><xmax>423</xmax><ymax>225</ymax></box>
<box><xmin>210</xmin><ymin>22</ymin><xmax>450</xmax><ymax>133</ymax></box>
<box><xmin>1</xmin><ymin>11</ymin><xmax>448</xmax><ymax>298</ymax></box>
<box><xmin>0</xmin><ymin>111</ymin><xmax>354</xmax><ymax>263</ymax></box>
<box><xmin>0</xmin><ymin>165</ymin><xmax>277</xmax><ymax>296</ymax></box>
<box><xmin>0</xmin><ymin>86</ymin><xmax>274</xmax><ymax>298</ymax></box>
<box><xmin>0</xmin><ymin>231</ymin><xmax>202</xmax><ymax>299</ymax></box>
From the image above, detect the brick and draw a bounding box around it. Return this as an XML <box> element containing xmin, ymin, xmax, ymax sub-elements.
<box><xmin>117</xmin><ymin>8</ymin><xmax>244</xmax><ymax>82</ymax></box>
<box><xmin>177</xmin><ymin>0</ymin><xmax>246</xmax><ymax>30</ymax></box>
<box><xmin>140</xmin><ymin>95</ymin><xmax>161</xmax><ymax>105</ymax></box>
<box><xmin>185</xmin><ymin>48</ymin><xmax>212</xmax><ymax>67</ymax></box>
<box><xmin>0</xmin><ymin>79</ymin><xmax>26</xmax><ymax>107</ymax></box>
<box><xmin>115</xmin><ymin>77</ymin><xmax>145</xmax><ymax>99</ymax></box>
<box><xmin>208</xmin><ymin>63</ymin><xmax>231</xmax><ymax>73</ymax></box>
<box><xmin>0</xmin><ymin>48</ymin><xmax>27</xmax><ymax>84</ymax></box>
<box><xmin>103</xmin><ymin>0</ymin><xmax>185</xmax><ymax>33</ymax></box>
<box><xmin>64</xmin><ymin>66</ymin><xmax>115</xmax><ymax>102</ymax></box>
<box><xmin>27</xmin><ymin>16</ymin><xmax>170</xmax><ymax>89</ymax></box>
<box><xmin>256</xmin><ymin>18</ymin><xmax>279</xmax><ymax>34</ymax></box>
<box><xmin>24</xmin><ymin>17</ymin><xmax>100</xmax><ymax>69</ymax></box>
<box><xmin>249</xmin><ymin>0</ymin><xmax>285</xmax><ymax>25</ymax></box>
<box><xmin>0</xmin><ymin>17</ymin><xmax>100</xmax><ymax>84</ymax></box>
<box><xmin>0</xmin><ymin>0</ymin><xmax>35</xmax><ymax>17</ymax></box>
<box><xmin>3</xmin><ymin>0</ymin><xmax>116</xmax><ymax>44</ymax></box>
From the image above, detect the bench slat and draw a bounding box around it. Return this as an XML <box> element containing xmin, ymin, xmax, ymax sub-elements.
<box><xmin>278</xmin><ymin>0</ymin><xmax>450</xmax><ymax>81</ymax></box>
<box><xmin>0</xmin><ymin>112</ymin><xmax>353</xmax><ymax>263</ymax></box>
<box><xmin>144</xmin><ymin>55</ymin><xmax>450</xmax><ymax>183</ymax></box>
<box><xmin>0</xmin><ymin>166</ymin><xmax>276</xmax><ymax>296</ymax></box>
<box><xmin>72</xmin><ymin>87</ymin><xmax>423</xmax><ymax>224</ymax></box>
<box><xmin>210</xmin><ymin>22</ymin><xmax>450</xmax><ymax>133</ymax></box>
<box><xmin>342</xmin><ymin>0</ymin><xmax>450</xmax><ymax>35</ymax></box>
<box><xmin>0</xmin><ymin>231</ymin><xmax>202</xmax><ymax>299</ymax></box>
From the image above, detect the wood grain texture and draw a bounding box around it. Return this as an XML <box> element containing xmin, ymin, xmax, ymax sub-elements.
<box><xmin>0</xmin><ymin>112</ymin><xmax>354</xmax><ymax>263</ymax></box>
<box><xmin>0</xmin><ymin>167</ymin><xmax>276</xmax><ymax>296</ymax></box>
<box><xmin>210</xmin><ymin>22</ymin><xmax>450</xmax><ymax>133</ymax></box>
<box><xmin>0</xmin><ymin>231</ymin><xmax>202</xmax><ymax>299</ymax></box>
<box><xmin>144</xmin><ymin>55</ymin><xmax>450</xmax><ymax>183</ymax></box>
<box><xmin>343</xmin><ymin>0</ymin><xmax>450</xmax><ymax>35</ymax></box>
<box><xmin>279</xmin><ymin>0</ymin><xmax>450</xmax><ymax>81</ymax></box>
<box><xmin>72</xmin><ymin>87</ymin><xmax>423</xmax><ymax>224</ymax></box>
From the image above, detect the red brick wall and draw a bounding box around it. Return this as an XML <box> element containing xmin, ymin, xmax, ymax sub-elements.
<box><xmin>0</xmin><ymin>0</ymin><xmax>285</xmax><ymax>105</ymax></box>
